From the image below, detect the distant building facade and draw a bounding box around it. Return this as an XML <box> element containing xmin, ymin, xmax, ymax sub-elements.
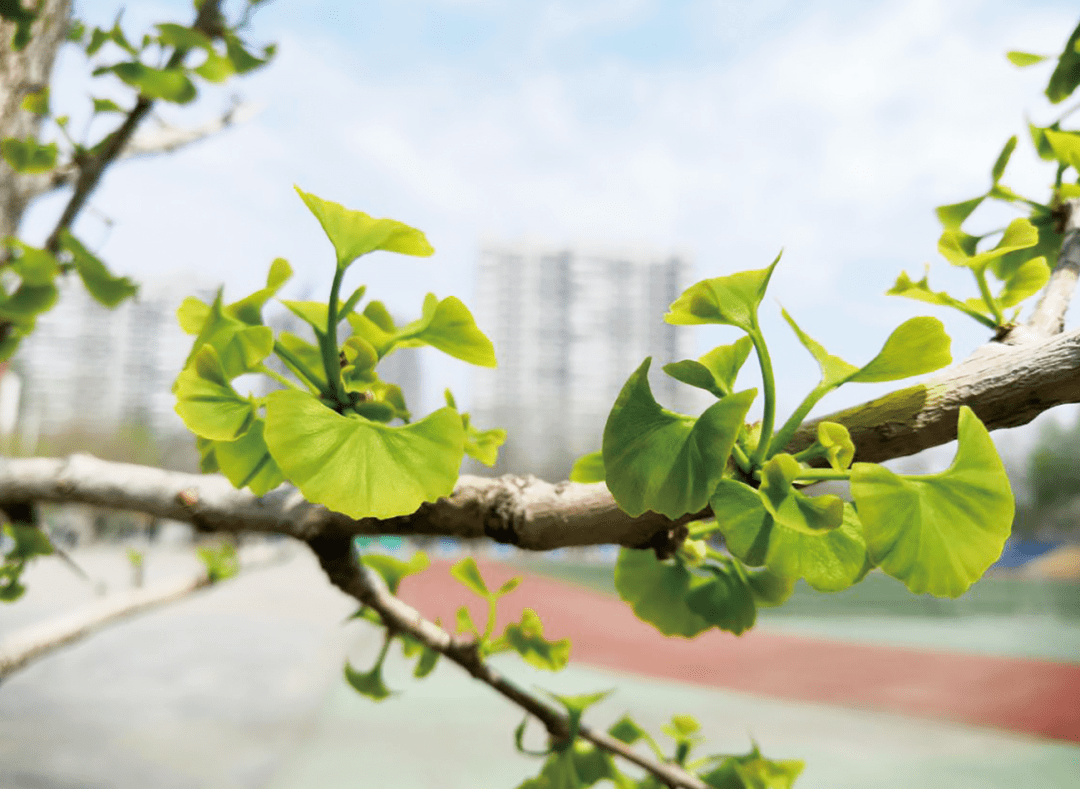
<box><xmin>13</xmin><ymin>273</ymin><xmax>212</xmax><ymax>446</ymax></box>
<box><xmin>471</xmin><ymin>242</ymin><xmax>696</xmax><ymax>481</ymax></box>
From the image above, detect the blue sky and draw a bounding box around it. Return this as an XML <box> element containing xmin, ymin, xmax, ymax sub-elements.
<box><xmin>21</xmin><ymin>0</ymin><xmax>1080</xmax><ymax>467</ymax></box>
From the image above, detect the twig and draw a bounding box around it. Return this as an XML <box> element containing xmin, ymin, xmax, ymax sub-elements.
<box><xmin>308</xmin><ymin>531</ymin><xmax>709</xmax><ymax>789</ymax></box>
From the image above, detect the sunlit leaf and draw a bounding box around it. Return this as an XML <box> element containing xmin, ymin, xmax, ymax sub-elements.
<box><xmin>664</xmin><ymin>253</ymin><xmax>780</xmax><ymax>332</ymax></box>
<box><xmin>501</xmin><ymin>608</ymin><xmax>571</xmax><ymax>671</ymax></box>
<box><xmin>603</xmin><ymin>358</ymin><xmax>756</xmax><ymax>519</ymax></box>
<box><xmin>1045</xmin><ymin>20</ymin><xmax>1080</xmax><ymax>104</ymax></box>
<box><xmin>701</xmin><ymin>743</ymin><xmax>804</xmax><ymax>789</ymax></box>
<box><xmin>100</xmin><ymin>62</ymin><xmax>196</xmax><ymax>104</ymax></box>
<box><xmin>997</xmin><ymin>256</ymin><xmax>1050</xmax><ymax>307</ymax></box>
<box><xmin>886</xmin><ymin>268</ymin><xmax>996</xmax><ymax>327</ymax></box>
<box><xmin>1007</xmin><ymin>51</ymin><xmax>1048</xmax><ymax>67</ymax></box>
<box><xmin>712</xmin><ymin>480</ymin><xmax>870</xmax><ymax>592</ymax></box>
<box><xmin>817</xmin><ymin>421</ymin><xmax>854</xmax><ymax>471</ymax></box>
<box><xmin>393</xmin><ymin>294</ymin><xmax>496</xmax><ymax>367</ymax></box>
<box><xmin>20</xmin><ymin>86</ymin><xmax>48</xmax><ymax>115</ymax></box>
<box><xmin>263</xmin><ymin>390</ymin><xmax>464</xmax><ymax>519</ymax></box>
<box><xmin>450</xmin><ymin>556</ymin><xmax>489</xmax><ymax>597</ymax></box>
<box><xmin>569</xmin><ymin>450</ymin><xmax>605</xmax><ymax>483</ymax></box>
<box><xmin>174</xmin><ymin>346</ymin><xmax>257</xmax><ymax>440</ymax></box>
<box><xmin>227</xmin><ymin>258</ymin><xmax>292</xmax><ymax>325</ymax></box>
<box><xmin>361</xmin><ymin>551</ymin><xmax>429</xmax><ymax>594</ymax></box>
<box><xmin>1044</xmin><ymin>128</ymin><xmax>1080</xmax><ymax>171</ymax></box>
<box><xmin>991</xmin><ymin>136</ymin><xmax>1017</xmax><ymax>183</ymax></box>
<box><xmin>295</xmin><ymin>187</ymin><xmax>433</xmax><ymax>269</ymax></box>
<box><xmin>846</xmin><ymin>317</ymin><xmax>952</xmax><ymax>382</ymax></box>
<box><xmin>212</xmin><ymin>419</ymin><xmax>284</xmax><ymax>495</ymax></box>
<box><xmin>462</xmin><ymin>412</ymin><xmax>505</xmax><ymax>466</ymax></box>
<box><xmin>935</xmin><ymin>196</ymin><xmax>984</xmax><ymax>231</ymax></box>
<box><xmin>58</xmin><ymin>231</ymin><xmax>138</xmax><ymax>307</ymax></box>
<box><xmin>850</xmin><ymin>406</ymin><xmax>1013</xmax><ymax>598</ymax></box>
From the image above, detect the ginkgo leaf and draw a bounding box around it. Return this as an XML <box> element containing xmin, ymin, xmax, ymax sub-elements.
<box><xmin>712</xmin><ymin>479</ymin><xmax>870</xmax><ymax>592</ymax></box>
<box><xmin>997</xmin><ymin>256</ymin><xmax>1050</xmax><ymax>308</ymax></box>
<box><xmin>569</xmin><ymin>450</ymin><xmax>605</xmax><ymax>483</ymax></box>
<box><xmin>295</xmin><ymin>187</ymin><xmax>433</xmax><ymax>269</ymax></box>
<box><xmin>499</xmin><ymin>608</ymin><xmax>571</xmax><ymax>671</ymax></box>
<box><xmin>936</xmin><ymin>196</ymin><xmax>985</xmax><ymax>231</ymax></box>
<box><xmin>174</xmin><ymin>346</ymin><xmax>257</xmax><ymax>441</ymax></box>
<box><xmin>664</xmin><ymin>252</ymin><xmax>781</xmax><ymax>332</ymax></box>
<box><xmin>850</xmin><ymin>406</ymin><xmax>1013</xmax><ymax>598</ymax></box>
<box><xmin>212</xmin><ymin>419</ymin><xmax>284</xmax><ymax>496</ymax></box>
<box><xmin>59</xmin><ymin>232</ymin><xmax>138</xmax><ymax>307</ymax></box>
<box><xmin>263</xmin><ymin>390</ymin><xmax>464</xmax><ymax>519</ymax></box>
<box><xmin>361</xmin><ymin>551</ymin><xmax>429</xmax><ymax>594</ymax></box>
<box><xmin>603</xmin><ymin>358</ymin><xmax>756</xmax><ymax>519</ymax></box>
<box><xmin>392</xmin><ymin>294</ymin><xmax>496</xmax><ymax>367</ymax></box>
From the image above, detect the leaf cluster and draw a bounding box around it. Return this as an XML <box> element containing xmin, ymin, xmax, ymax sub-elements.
<box><xmin>590</xmin><ymin>248</ymin><xmax>1013</xmax><ymax>640</ymax></box>
<box><xmin>0</xmin><ymin>521</ymin><xmax>53</xmax><ymax>602</ymax></box>
<box><xmin>174</xmin><ymin>188</ymin><xmax>505</xmax><ymax>520</ymax></box>
<box><xmin>890</xmin><ymin>19</ymin><xmax>1080</xmax><ymax>330</ymax></box>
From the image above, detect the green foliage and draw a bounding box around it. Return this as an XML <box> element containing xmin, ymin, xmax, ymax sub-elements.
<box><xmin>1</xmin><ymin>522</ymin><xmax>53</xmax><ymax>603</ymax></box>
<box><xmin>1</xmin><ymin>135</ymin><xmax>57</xmax><ymax>173</ymax></box>
<box><xmin>173</xmin><ymin>189</ymin><xmax>504</xmax><ymax>518</ymax></box>
<box><xmin>195</xmin><ymin>540</ymin><xmax>239</xmax><ymax>583</ymax></box>
<box><xmin>0</xmin><ymin>0</ymin><xmax>37</xmax><ymax>50</ymax></box>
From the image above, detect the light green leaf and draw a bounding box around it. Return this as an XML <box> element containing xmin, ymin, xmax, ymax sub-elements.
<box><xmin>500</xmin><ymin>608</ymin><xmax>571</xmax><ymax>671</ymax></box>
<box><xmin>224</xmin><ymin>31</ymin><xmax>273</xmax><ymax>73</ymax></box>
<box><xmin>455</xmin><ymin>605</ymin><xmax>478</xmax><ymax>636</ymax></box>
<box><xmin>781</xmin><ymin>309</ymin><xmax>857</xmax><ymax>388</ymax></box>
<box><xmin>712</xmin><ymin>480</ymin><xmax>870</xmax><ymax>592</ymax></box>
<box><xmin>212</xmin><ymin>419</ymin><xmax>284</xmax><ymax>496</ymax></box>
<box><xmin>227</xmin><ymin>258</ymin><xmax>292</xmax><ymax>325</ymax></box>
<box><xmin>155</xmin><ymin>22</ymin><xmax>213</xmax><ymax>51</ymax></box>
<box><xmin>1028</xmin><ymin>122</ymin><xmax>1059</xmax><ymax>162</ymax></box>
<box><xmin>997</xmin><ymin>256</ymin><xmax>1050</xmax><ymax>308</ymax></box>
<box><xmin>1044</xmin><ymin>128</ymin><xmax>1080</xmax><ymax>171</ymax></box>
<box><xmin>361</xmin><ymin>551</ymin><xmax>429</xmax><ymax>594</ymax></box>
<box><xmin>263</xmin><ymin>390</ymin><xmax>464</xmax><ymax>519</ymax></box>
<box><xmin>450</xmin><ymin>556</ymin><xmax>489</xmax><ymax>597</ymax></box>
<box><xmin>850</xmin><ymin>406</ymin><xmax>1013</xmax><ymax>598</ymax></box>
<box><xmin>344</xmin><ymin>659</ymin><xmax>393</xmax><ymax>701</ymax></box>
<box><xmin>6</xmin><ymin>241</ymin><xmax>59</xmax><ymax>286</ymax></box>
<box><xmin>614</xmin><ymin>548</ymin><xmax>713</xmax><ymax>637</ymax></box>
<box><xmin>1</xmin><ymin>136</ymin><xmax>57</xmax><ymax>174</ymax></box>
<box><xmin>178</xmin><ymin>297</ymin><xmax>210</xmax><ymax>334</ymax></box>
<box><xmin>664</xmin><ymin>252</ymin><xmax>781</xmax><ymax>332</ymax></box>
<box><xmin>1007</xmin><ymin>51</ymin><xmax>1048</xmax><ymax>67</ymax></box>
<box><xmin>275</xmin><ymin>331</ymin><xmax>327</xmax><ymax>388</ymax></box>
<box><xmin>184</xmin><ymin>293</ymin><xmax>274</xmax><ymax>379</ymax></box>
<box><xmin>935</xmin><ymin>196</ymin><xmax>984</xmax><ymax>231</ymax></box>
<box><xmin>280</xmin><ymin>300</ymin><xmax>329</xmax><ymax>333</ymax></box>
<box><xmin>663</xmin><ymin>360</ymin><xmax>726</xmax><ymax>398</ymax></box>
<box><xmin>20</xmin><ymin>87</ymin><xmax>48</xmax><ymax>115</ymax></box>
<box><xmin>58</xmin><ymin>231</ymin><xmax>138</xmax><ymax>307</ymax></box>
<box><xmin>295</xmin><ymin>187</ymin><xmax>434</xmax><ymax>269</ymax></box>
<box><xmin>1046</xmin><ymin>20</ymin><xmax>1080</xmax><ymax>104</ymax></box>
<box><xmin>758</xmin><ymin>454</ymin><xmax>844</xmax><ymax>533</ymax></box>
<box><xmin>462</xmin><ymin>413</ymin><xmax>506</xmax><ymax>466</ymax></box>
<box><xmin>569</xmin><ymin>451</ymin><xmax>605</xmax><ymax>483</ymax></box>
<box><xmin>103</xmin><ymin>62</ymin><xmax>196</xmax><ymax>103</ymax></box>
<box><xmin>174</xmin><ymin>346</ymin><xmax>257</xmax><ymax>441</ymax></box>
<box><xmin>991</xmin><ymin>136</ymin><xmax>1017</xmax><ymax>183</ymax></box>
<box><xmin>194</xmin><ymin>51</ymin><xmax>235</xmax><ymax>83</ymax></box>
<box><xmin>745</xmin><ymin>566</ymin><xmax>796</xmax><ymax>608</ymax></box>
<box><xmin>817</xmin><ymin>422</ymin><xmax>854</xmax><ymax>471</ymax></box>
<box><xmin>603</xmin><ymin>358</ymin><xmax>756</xmax><ymax>519</ymax></box>
<box><xmin>942</xmin><ymin>218</ymin><xmax>1039</xmax><ymax>272</ymax></box>
<box><xmin>847</xmin><ymin>317</ymin><xmax>952</xmax><ymax>382</ymax></box>
<box><xmin>393</xmin><ymin>294</ymin><xmax>497</xmax><ymax>367</ymax></box>
<box><xmin>91</xmin><ymin>97</ymin><xmax>124</xmax><ymax>114</ymax></box>
<box><xmin>701</xmin><ymin>744</ymin><xmax>804</xmax><ymax>789</ymax></box>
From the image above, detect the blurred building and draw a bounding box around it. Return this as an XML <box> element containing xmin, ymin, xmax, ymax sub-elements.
<box><xmin>471</xmin><ymin>241</ymin><xmax>695</xmax><ymax>481</ymax></box>
<box><xmin>12</xmin><ymin>273</ymin><xmax>213</xmax><ymax>450</ymax></box>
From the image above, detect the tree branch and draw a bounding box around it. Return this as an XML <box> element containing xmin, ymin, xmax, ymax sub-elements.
<box><xmin>307</xmin><ymin>531</ymin><xmax>710</xmax><ymax>789</ymax></box>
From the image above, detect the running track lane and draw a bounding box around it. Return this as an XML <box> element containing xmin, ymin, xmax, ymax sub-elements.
<box><xmin>398</xmin><ymin>559</ymin><xmax>1080</xmax><ymax>744</ymax></box>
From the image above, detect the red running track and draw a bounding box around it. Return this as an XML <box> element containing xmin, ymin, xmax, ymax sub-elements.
<box><xmin>399</xmin><ymin>559</ymin><xmax>1080</xmax><ymax>744</ymax></box>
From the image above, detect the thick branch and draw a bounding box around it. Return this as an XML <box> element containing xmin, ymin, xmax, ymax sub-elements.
<box><xmin>308</xmin><ymin>531</ymin><xmax>709</xmax><ymax>789</ymax></box>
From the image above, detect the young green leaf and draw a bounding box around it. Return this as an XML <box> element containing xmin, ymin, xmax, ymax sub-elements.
<box><xmin>547</xmin><ymin>689</ymin><xmax>613</xmax><ymax>745</ymax></box>
<box><xmin>997</xmin><ymin>256</ymin><xmax>1050</xmax><ymax>308</ymax></box>
<box><xmin>684</xmin><ymin>563</ymin><xmax>757</xmax><ymax>635</ymax></box>
<box><xmin>886</xmin><ymin>268</ymin><xmax>996</xmax><ymax>327</ymax></box>
<box><xmin>758</xmin><ymin>454</ymin><xmax>844</xmax><ymax>533</ymax></box>
<box><xmin>174</xmin><ymin>346</ymin><xmax>257</xmax><ymax>441</ymax></box>
<box><xmin>0</xmin><ymin>282</ymin><xmax>58</xmax><ymax>327</ymax></box>
<box><xmin>850</xmin><ymin>406</ymin><xmax>1013</xmax><ymax>598</ymax></box>
<box><xmin>1045</xmin><ymin>20</ymin><xmax>1080</xmax><ymax>104</ymax></box>
<box><xmin>1007</xmin><ymin>51</ymin><xmax>1048</xmax><ymax>67</ymax></box>
<box><xmin>614</xmin><ymin>548</ymin><xmax>713</xmax><ymax>637</ymax></box>
<box><xmin>461</xmin><ymin>413</ymin><xmax>506</xmax><ymax>467</ymax></box>
<box><xmin>263</xmin><ymin>390</ymin><xmax>464</xmax><ymax>519</ymax></box>
<box><xmin>361</xmin><ymin>551</ymin><xmax>430</xmax><ymax>594</ymax></box>
<box><xmin>1</xmin><ymin>136</ymin><xmax>58</xmax><ymax>174</ymax></box>
<box><xmin>20</xmin><ymin>87</ymin><xmax>48</xmax><ymax>115</ymax></box>
<box><xmin>744</xmin><ymin>566</ymin><xmax>796</xmax><ymax>608</ymax></box>
<box><xmin>712</xmin><ymin>480</ymin><xmax>870</xmax><ymax>592</ymax></box>
<box><xmin>101</xmin><ymin>62</ymin><xmax>197</xmax><ymax>103</ymax></box>
<box><xmin>991</xmin><ymin>136</ymin><xmax>1018</xmax><ymax>183</ymax></box>
<box><xmin>569</xmin><ymin>450</ymin><xmax>605</xmax><ymax>483</ymax></box>
<box><xmin>211</xmin><ymin>420</ymin><xmax>285</xmax><ymax>496</ymax></box>
<box><xmin>450</xmin><ymin>556</ymin><xmax>489</xmax><ymax>597</ymax></box>
<box><xmin>58</xmin><ymin>231</ymin><xmax>138</xmax><ymax>307</ymax></box>
<box><xmin>664</xmin><ymin>252</ymin><xmax>781</xmax><ymax>332</ymax></box>
<box><xmin>499</xmin><ymin>608</ymin><xmax>571</xmax><ymax>671</ymax></box>
<box><xmin>700</xmin><ymin>743</ymin><xmax>804</xmax><ymax>789</ymax></box>
<box><xmin>295</xmin><ymin>187</ymin><xmax>434</xmax><ymax>269</ymax></box>
<box><xmin>940</xmin><ymin>218</ymin><xmax>1039</xmax><ymax>272</ymax></box>
<box><xmin>846</xmin><ymin>316</ymin><xmax>952</xmax><ymax>383</ymax></box>
<box><xmin>392</xmin><ymin>294</ymin><xmax>497</xmax><ymax>367</ymax></box>
<box><xmin>817</xmin><ymin>421</ymin><xmax>855</xmax><ymax>471</ymax></box>
<box><xmin>603</xmin><ymin>358</ymin><xmax>756</xmax><ymax>519</ymax></box>
<box><xmin>1044</xmin><ymin>128</ymin><xmax>1080</xmax><ymax>171</ymax></box>
<box><xmin>6</xmin><ymin>241</ymin><xmax>59</xmax><ymax>286</ymax></box>
<box><xmin>935</xmin><ymin>196</ymin><xmax>985</xmax><ymax>231</ymax></box>
<box><xmin>184</xmin><ymin>293</ymin><xmax>274</xmax><ymax>378</ymax></box>
<box><xmin>226</xmin><ymin>257</ymin><xmax>293</xmax><ymax>325</ymax></box>
<box><xmin>344</xmin><ymin>658</ymin><xmax>393</xmax><ymax>701</ymax></box>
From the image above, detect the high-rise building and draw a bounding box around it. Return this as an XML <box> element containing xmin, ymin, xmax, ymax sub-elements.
<box><xmin>471</xmin><ymin>242</ymin><xmax>696</xmax><ymax>481</ymax></box>
<box><xmin>13</xmin><ymin>273</ymin><xmax>213</xmax><ymax>446</ymax></box>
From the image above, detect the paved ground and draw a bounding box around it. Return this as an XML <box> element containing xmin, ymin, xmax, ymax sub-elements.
<box><xmin>1</xmin><ymin>545</ymin><xmax>1078</xmax><ymax>789</ymax></box>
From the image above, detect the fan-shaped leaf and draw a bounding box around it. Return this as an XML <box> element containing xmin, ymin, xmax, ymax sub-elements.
<box><xmin>850</xmin><ymin>406</ymin><xmax>1013</xmax><ymax>598</ymax></box>
<box><xmin>174</xmin><ymin>346</ymin><xmax>257</xmax><ymax>441</ymax></box>
<box><xmin>664</xmin><ymin>253</ymin><xmax>781</xmax><ymax>332</ymax></box>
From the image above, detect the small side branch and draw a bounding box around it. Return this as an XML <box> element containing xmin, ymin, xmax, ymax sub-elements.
<box><xmin>307</xmin><ymin>532</ymin><xmax>709</xmax><ymax>789</ymax></box>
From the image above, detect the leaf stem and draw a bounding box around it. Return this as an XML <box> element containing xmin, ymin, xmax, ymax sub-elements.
<box><xmin>256</xmin><ymin>364</ymin><xmax>301</xmax><ymax>392</ymax></box>
<box><xmin>272</xmin><ymin>341</ymin><xmax>330</xmax><ymax>398</ymax></box>
<box><xmin>770</xmin><ymin>384</ymin><xmax>829</xmax><ymax>460</ymax></box>
<box><xmin>973</xmin><ymin>267</ymin><xmax>1005</xmax><ymax>325</ymax></box>
<box><xmin>748</xmin><ymin>331</ymin><xmax>776</xmax><ymax>468</ymax></box>
<box><xmin>794</xmin><ymin>468</ymin><xmax>851</xmax><ymax>482</ymax></box>
<box><xmin>730</xmin><ymin>442</ymin><xmax>753</xmax><ymax>475</ymax></box>
<box><xmin>321</xmin><ymin>265</ymin><xmax>348</xmax><ymax>406</ymax></box>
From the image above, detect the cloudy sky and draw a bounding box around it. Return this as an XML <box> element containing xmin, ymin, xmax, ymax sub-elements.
<box><xmin>21</xmin><ymin>0</ymin><xmax>1080</xmax><ymax>468</ymax></box>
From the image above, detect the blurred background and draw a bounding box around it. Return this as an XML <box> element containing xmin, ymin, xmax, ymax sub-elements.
<box><xmin>1</xmin><ymin>1</ymin><xmax>1079</xmax><ymax>787</ymax></box>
